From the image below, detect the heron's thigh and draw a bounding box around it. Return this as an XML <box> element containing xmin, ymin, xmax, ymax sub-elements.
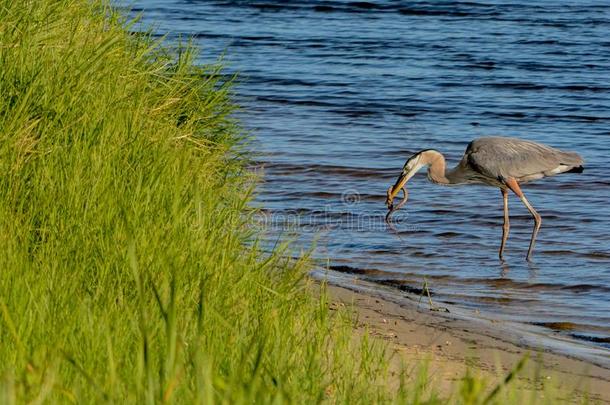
<box><xmin>504</xmin><ymin>177</ymin><xmax>524</xmax><ymax>198</ymax></box>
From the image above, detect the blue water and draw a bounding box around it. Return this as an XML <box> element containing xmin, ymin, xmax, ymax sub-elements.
<box><xmin>125</xmin><ymin>1</ymin><xmax>610</xmax><ymax>353</ymax></box>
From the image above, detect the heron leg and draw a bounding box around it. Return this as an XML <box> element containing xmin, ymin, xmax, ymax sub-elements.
<box><xmin>504</xmin><ymin>178</ymin><xmax>542</xmax><ymax>261</ymax></box>
<box><xmin>499</xmin><ymin>188</ymin><xmax>510</xmax><ymax>260</ymax></box>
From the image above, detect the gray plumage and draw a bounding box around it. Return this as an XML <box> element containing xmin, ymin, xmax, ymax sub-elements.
<box><xmin>462</xmin><ymin>136</ymin><xmax>584</xmax><ymax>184</ymax></box>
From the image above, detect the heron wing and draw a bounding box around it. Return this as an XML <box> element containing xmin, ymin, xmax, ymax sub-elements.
<box><xmin>465</xmin><ymin>137</ymin><xmax>584</xmax><ymax>181</ymax></box>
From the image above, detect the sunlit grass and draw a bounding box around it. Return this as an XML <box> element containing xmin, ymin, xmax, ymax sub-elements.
<box><xmin>0</xmin><ymin>1</ymin><xmax>393</xmax><ymax>402</ymax></box>
<box><xmin>0</xmin><ymin>0</ymin><xmax>582</xmax><ymax>403</ymax></box>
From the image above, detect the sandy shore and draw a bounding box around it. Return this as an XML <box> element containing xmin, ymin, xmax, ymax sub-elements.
<box><xmin>325</xmin><ymin>281</ymin><xmax>610</xmax><ymax>403</ymax></box>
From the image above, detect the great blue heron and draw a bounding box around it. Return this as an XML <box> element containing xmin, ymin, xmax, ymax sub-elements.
<box><xmin>385</xmin><ymin>136</ymin><xmax>584</xmax><ymax>260</ymax></box>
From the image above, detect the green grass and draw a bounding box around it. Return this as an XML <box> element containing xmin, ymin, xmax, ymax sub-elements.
<box><xmin>0</xmin><ymin>0</ymin><xmax>581</xmax><ymax>403</ymax></box>
<box><xmin>0</xmin><ymin>1</ymin><xmax>395</xmax><ymax>402</ymax></box>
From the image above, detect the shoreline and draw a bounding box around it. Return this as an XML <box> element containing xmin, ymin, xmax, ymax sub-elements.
<box><xmin>317</xmin><ymin>271</ymin><xmax>610</xmax><ymax>402</ymax></box>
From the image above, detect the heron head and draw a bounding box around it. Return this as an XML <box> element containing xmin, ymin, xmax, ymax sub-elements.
<box><xmin>385</xmin><ymin>151</ymin><xmax>428</xmax><ymax>208</ymax></box>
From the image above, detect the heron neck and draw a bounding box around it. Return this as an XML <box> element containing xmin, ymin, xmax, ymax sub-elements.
<box><xmin>426</xmin><ymin>152</ymin><xmax>465</xmax><ymax>185</ymax></box>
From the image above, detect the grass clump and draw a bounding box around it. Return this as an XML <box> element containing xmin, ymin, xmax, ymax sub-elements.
<box><xmin>0</xmin><ymin>0</ymin><xmax>393</xmax><ymax>402</ymax></box>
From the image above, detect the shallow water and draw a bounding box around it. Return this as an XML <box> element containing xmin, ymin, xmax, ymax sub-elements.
<box><xmin>126</xmin><ymin>1</ymin><xmax>610</xmax><ymax>354</ymax></box>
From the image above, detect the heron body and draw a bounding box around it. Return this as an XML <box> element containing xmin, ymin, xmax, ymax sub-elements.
<box><xmin>385</xmin><ymin>136</ymin><xmax>584</xmax><ymax>260</ymax></box>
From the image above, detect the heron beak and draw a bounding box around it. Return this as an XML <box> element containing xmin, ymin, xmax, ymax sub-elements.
<box><xmin>386</xmin><ymin>169</ymin><xmax>414</xmax><ymax>207</ymax></box>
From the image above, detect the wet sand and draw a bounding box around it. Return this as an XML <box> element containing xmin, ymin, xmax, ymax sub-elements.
<box><xmin>326</xmin><ymin>282</ymin><xmax>610</xmax><ymax>403</ymax></box>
